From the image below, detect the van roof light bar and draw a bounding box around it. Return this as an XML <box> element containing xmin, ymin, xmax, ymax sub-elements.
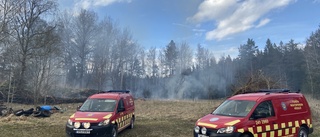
<box><xmin>258</xmin><ymin>89</ymin><xmax>290</xmax><ymax>93</ymax></box>
<box><xmin>98</xmin><ymin>90</ymin><xmax>130</xmax><ymax>94</ymax></box>
<box><xmin>106</xmin><ymin>90</ymin><xmax>130</xmax><ymax>93</ymax></box>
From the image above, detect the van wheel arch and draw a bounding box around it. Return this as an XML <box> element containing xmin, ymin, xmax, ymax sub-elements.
<box><xmin>301</xmin><ymin>124</ymin><xmax>309</xmax><ymax>132</ymax></box>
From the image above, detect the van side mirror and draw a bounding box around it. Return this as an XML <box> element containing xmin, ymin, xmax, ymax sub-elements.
<box><xmin>77</xmin><ymin>105</ymin><xmax>82</xmax><ymax>111</ymax></box>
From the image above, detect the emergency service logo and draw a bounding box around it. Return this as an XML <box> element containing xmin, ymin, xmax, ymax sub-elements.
<box><xmin>281</xmin><ymin>102</ymin><xmax>287</xmax><ymax>111</ymax></box>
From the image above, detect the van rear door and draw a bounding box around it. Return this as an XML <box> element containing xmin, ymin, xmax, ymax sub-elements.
<box><xmin>273</xmin><ymin>97</ymin><xmax>311</xmax><ymax>136</ymax></box>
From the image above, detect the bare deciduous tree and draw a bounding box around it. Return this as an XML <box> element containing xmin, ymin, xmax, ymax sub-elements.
<box><xmin>177</xmin><ymin>41</ymin><xmax>193</xmax><ymax>74</ymax></box>
<box><xmin>27</xmin><ymin>20</ymin><xmax>60</xmax><ymax>104</ymax></box>
<box><xmin>71</xmin><ymin>9</ymin><xmax>98</xmax><ymax>88</ymax></box>
<box><xmin>111</xmin><ymin>28</ymin><xmax>139</xmax><ymax>89</ymax></box>
<box><xmin>146</xmin><ymin>47</ymin><xmax>158</xmax><ymax>78</ymax></box>
<box><xmin>91</xmin><ymin>17</ymin><xmax>117</xmax><ymax>90</ymax></box>
<box><xmin>9</xmin><ymin>0</ymin><xmax>57</xmax><ymax>103</ymax></box>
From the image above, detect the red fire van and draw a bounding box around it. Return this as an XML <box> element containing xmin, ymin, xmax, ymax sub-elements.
<box><xmin>194</xmin><ymin>89</ymin><xmax>313</xmax><ymax>137</ymax></box>
<box><xmin>66</xmin><ymin>90</ymin><xmax>135</xmax><ymax>137</ymax></box>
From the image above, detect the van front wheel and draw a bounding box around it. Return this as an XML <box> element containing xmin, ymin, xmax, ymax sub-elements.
<box><xmin>298</xmin><ymin>127</ymin><xmax>308</xmax><ymax>137</ymax></box>
<box><xmin>111</xmin><ymin>125</ymin><xmax>118</xmax><ymax>137</ymax></box>
<box><xmin>240</xmin><ymin>134</ymin><xmax>251</xmax><ymax>137</ymax></box>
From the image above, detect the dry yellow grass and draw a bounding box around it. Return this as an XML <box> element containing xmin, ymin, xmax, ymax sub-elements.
<box><xmin>135</xmin><ymin>99</ymin><xmax>222</xmax><ymax>120</ymax></box>
<box><xmin>305</xmin><ymin>95</ymin><xmax>320</xmax><ymax>137</ymax></box>
<box><xmin>0</xmin><ymin>98</ymin><xmax>318</xmax><ymax>137</ymax></box>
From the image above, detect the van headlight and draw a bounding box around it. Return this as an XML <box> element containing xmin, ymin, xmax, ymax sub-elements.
<box><xmin>201</xmin><ymin>127</ymin><xmax>207</xmax><ymax>134</ymax></box>
<box><xmin>194</xmin><ymin>126</ymin><xmax>200</xmax><ymax>133</ymax></box>
<box><xmin>67</xmin><ymin>119</ymin><xmax>73</xmax><ymax>126</ymax></box>
<box><xmin>98</xmin><ymin>119</ymin><xmax>110</xmax><ymax>126</ymax></box>
<box><xmin>81</xmin><ymin>122</ymin><xmax>90</xmax><ymax>129</ymax></box>
<box><xmin>217</xmin><ymin>126</ymin><xmax>235</xmax><ymax>134</ymax></box>
<box><xmin>74</xmin><ymin>122</ymin><xmax>81</xmax><ymax>129</ymax></box>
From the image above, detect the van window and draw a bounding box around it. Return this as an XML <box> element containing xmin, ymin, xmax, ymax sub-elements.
<box><xmin>213</xmin><ymin>100</ymin><xmax>256</xmax><ymax>117</ymax></box>
<box><xmin>118</xmin><ymin>98</ymin><xmax>125</xmax><ymax>109</ymax></box>
<box><xmin>252</xmin><ymin>100</ymin><xmax>275</xmax><ymax>118</ymax></box>
<box><xmin>79</xmin><ymin>99</ymin><xmax>116</xmax><ymax>112</ymax></box>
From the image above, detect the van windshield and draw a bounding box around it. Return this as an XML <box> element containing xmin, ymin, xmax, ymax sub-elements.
<box><xmin>212</xmin><ymin>100</ymin><xmax>256</xmax><ymax>117</ymax></box>
<box><xmin>79</xmin><ymin>99</ymin><xmax>116</xmax><ymax>112</ymax></box>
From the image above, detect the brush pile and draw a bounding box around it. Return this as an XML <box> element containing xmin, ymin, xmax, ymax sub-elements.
<box><xmin>231</xmin><ymin>72</ymin><xmax>284</xmax><ymax>96</ymax></box>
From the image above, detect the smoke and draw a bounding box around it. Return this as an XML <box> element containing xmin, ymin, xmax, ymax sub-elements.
<box><xmin>131</xmin><ymin>66</ymin><xmax>233</xmax><ymax>100</ymax></box>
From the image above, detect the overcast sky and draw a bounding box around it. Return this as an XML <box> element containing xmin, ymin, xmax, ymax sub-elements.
<box><xmin>58</xmin><ymin>0</ymin><xmax>320</xmax><ymax>58</ymax></box>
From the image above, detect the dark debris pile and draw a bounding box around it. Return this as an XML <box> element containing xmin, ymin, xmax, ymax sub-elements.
<box><xmin>1</xmin><ymin>105</ymin><xmax>63</xmax><ymax>118</ymax></box>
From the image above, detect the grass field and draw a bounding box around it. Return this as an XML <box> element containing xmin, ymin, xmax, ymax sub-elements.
<box><xmin>0</xmin><ymin>97</ymin><xmax>319</xmax><ymax>137</ymax></box>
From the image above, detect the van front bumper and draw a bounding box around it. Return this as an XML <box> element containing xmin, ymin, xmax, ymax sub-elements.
<box><xmin>66</xmin><ymin>124</ymin><xmax>114</xmax><ymax>137</ymax></box>
<box><xmin>194</xmin><ymin>131</ymin><xmax>242</xmax><ymax>137</ymax></box>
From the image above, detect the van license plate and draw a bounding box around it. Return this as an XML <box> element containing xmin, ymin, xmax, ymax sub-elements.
<box><xmin>198</xmin><ymin>135</ymin><xmax>208</xmax><ymax>137</ymax></box>
<box><xmin>76</xmin><ymin>129</ymin><xmax>91</xmax><ymax>134</ymax></box>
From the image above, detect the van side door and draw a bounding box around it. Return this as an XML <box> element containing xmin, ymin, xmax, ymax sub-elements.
<box><xmin>247</xmin><ymin>100</ymin><xmax>278</xmax><ymax>136</ymax></box>
<box><xmin>115</xmin><ymin>98</ymin><xmax>127</xmax><ymax>131</ymax></box>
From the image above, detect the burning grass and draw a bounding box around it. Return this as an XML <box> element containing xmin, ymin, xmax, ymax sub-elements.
<box><xmin>0</xmin><ymin>98</ymin><xmax>319</xmax><ymax>137</ymax></box>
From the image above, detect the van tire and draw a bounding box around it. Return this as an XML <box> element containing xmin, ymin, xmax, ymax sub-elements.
<box><xmin>240</xmin><ymin>134</ymin><xmax>251</xmax><ymax>137</ymax></box>
<box><xmin>111</xmin><ymin>125</ymin><xmax>117</xmax><ymax>137</ymax></box>
<box><xmin>129</xmin><ymin>117</ymin><xmax>134</xmax><ymax>129</ymax></box>
<box><xmin>298</xmin><ymin>127</ymin><xmax>308</xmax><ymax>137</ymax></box>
